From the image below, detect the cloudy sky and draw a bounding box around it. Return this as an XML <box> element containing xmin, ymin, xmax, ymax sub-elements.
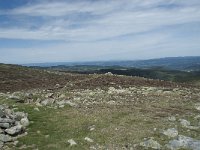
<box><xmin>0</xmin><ymin>0</ymin><xmax>200</xmax><ymax>64</ymax></box>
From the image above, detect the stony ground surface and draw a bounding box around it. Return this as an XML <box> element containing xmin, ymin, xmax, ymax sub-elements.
<box><xmin>0</xmin><ymin>66</ymin><xmax>200</xmax><ymax>149</ymax></box>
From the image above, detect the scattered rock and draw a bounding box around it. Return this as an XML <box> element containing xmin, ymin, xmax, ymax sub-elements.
<box><xmin>105</xmin><ymin>72</ymin><xmax>113</xmax><ymax>76</ymax></box>
<box><xmin>179</xmin><ymin>119</ymin><xmax>199</xmax><ymax>130</ymax></box>
<box><xmin>45</xmin><ymin>93</ymin><xmax>54</xmax><ymax>98</ymax></box>
<box><xmin>168</xmin><ymin>116</ymin><xmax>176</xmax><ymax>122</ymax></box>
<box><xmin>20</xmin><ymin>117</ymin><xmax>29</xmax><ymax>127</ymax></box>
<box><xmin>0</xmin><ymin>134</ymin><xmax>12</xmax><ymax>142</ymax></box>
<box><xmin>41</xmin><ymin>99</ymin><xmax>55</xmax><ymax>106</ymax></box>
<box><xmin>0</xmin><ymin>110</ymin><xmax>5</xmax><ymax>118</ymax></box>
<box><xmin>15</xmin><ymin>112</ymin><xmax>27</xmax><ymax>121</ymax></box>
<box><xmin>68</xmin><ymin>139</ymin><xmax>77</xmax><ymax>146</ymax></box>
<box><xmin>179</xmin><ymin>119</ymin><xmax>190</xmax><ymax>127</ymax></box>
<box><xmin>89</xmin><ymin>125</ymin><xmax>95</xmax><ymax>131</ymax></box>
<box><xmin>65</xmin><ymin>101</ymin><xmax>77</xmax><ymax>107</ymax></box>
<box><xmin>0</xmin><ymin>118</ymin><xmax>15</xmax><ymax>124</ymax></box>
<box><xmin>195</xmin><ymin>103</ymin><xmax>200</xmax><ymax>111</ymax></box>
<box><xmin>9</xmin><ymin>95</ymin><xmax>24</xmax><ymax>103</ymax></box>
<box><xmin>0</xmin><ymin>123</ymin><xmax>10</xmax><ymax>128</ymax></box>
<box><xmin>0</xmin><ymin>141</ymin><xmax>3</xmax><ymax>148</ymax></box>
<box><xmin>59</xmin><ymin>94</ymin><xmax>66</xmax><ymax>99</ymax></box>
<box><xmin>140</xmin><ymin>138</ymin><xmax>161</xmax><ymax>149</ymax></box>
<box><xmin>163</xmin><ymin>91</ymin><xmax>172</xmax><ymax>94</ymax></box>
<box><xmin>59</xmin><ymin>105</ymin><xmax>65</xmax><ymax>108</ymax></box>
<box><xmin>13</xmin><ymin>140</ymin><xmax>19</xmax><ymax>146</ymax></box>
<box><xmin>34</xmin><ymin>107</ymin><xmax>40</xmax><ymax>111</ymax></box>
<box><xmin>84</xmin><ymin>137</ymin><xmax>94</xmax><ymax>143</ymax></box>
<box><xmin>5</xmin><ymin>125</ymin><xmax>23</xmax><ymax>135</ymax></box>
<box><xmin>166</xmin><ymin>135</ymin><xmax>200</xmax><ymax>150</ymax></box>
<box><xmin>107</xmin><ymin>100</ymin><xmax>116</xmax><ymax>105</ymax></box>
<box><xmin>163</xmin><ymin>128</ymin><xmax>178</xmax><ymax>138</ymax></box>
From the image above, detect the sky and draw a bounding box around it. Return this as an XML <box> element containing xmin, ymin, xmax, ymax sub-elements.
<box><xmin>0</xmin><ymin>0</ymin><xmax>200</xmax><ymax>64</ymax></box>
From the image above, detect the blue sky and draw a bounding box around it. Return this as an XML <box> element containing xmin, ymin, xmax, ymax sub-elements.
<box><xmin>0</xmin><ymin>0</ymin><xmax>200</xmax><ymax>64</ymax></box>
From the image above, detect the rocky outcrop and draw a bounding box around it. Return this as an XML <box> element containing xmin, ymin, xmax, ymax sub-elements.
<box><xmin>0</xmin><ymin>105</ymin><xmax>29</xmax><ymax>148</ymax></box>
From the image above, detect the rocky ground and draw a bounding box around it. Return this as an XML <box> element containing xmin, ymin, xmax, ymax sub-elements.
<box><xmin>0</xmin><ymin>65</ymin><xmax>200</xmax><ymax>149</ymax></box>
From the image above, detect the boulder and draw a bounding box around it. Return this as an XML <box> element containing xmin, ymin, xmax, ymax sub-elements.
<box><xmin>0</xmin><ymin>134</ymin><xmax>12</xmax><ymax>142</ymax></box>
<box><xmin>0</xmin><ymin>118</ymin><xmax>15</xmax><ymax>124</ymax></box>
<box><xmin>0</xmin><ymin>123</ymin><xmax>10</xmax><ymax>128</ymax></box>
<box><xmin>166</xmin><ymin>135</ymin><xmax>200</xmax><ymax>150</ymax></box>
<box><xmin>5</xmin><ymin>125</ymin><xmax>23</xmax><ymax>135</ymax></box>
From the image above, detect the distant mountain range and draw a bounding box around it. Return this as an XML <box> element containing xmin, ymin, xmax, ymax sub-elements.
<box><xmin>24</xmin><ymin>56</ymin><xmax>200</xmax><ymax>71</ymax></box>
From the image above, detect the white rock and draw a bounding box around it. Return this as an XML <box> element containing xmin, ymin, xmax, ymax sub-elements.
<box><xmin>34</xmin><ymin>108</ymin><xmax>40</xmax><ymax>111</ymax></box>
<box><xmin>41</xmin><ymin>99</ymin><xmax>55</xmax><ymax>106</ymax></box>
<box><xmin>140</xmin><ymin>138</ymin><xmax>161</xmax><ymax>149</ymax></box>
<box><xmin>20</xmin><ymin>117</ymin><xmax>29</xmax><ymax>127</ymax></box>
<box><xmin>166</xmin><ymin>135</ymin><xmax>200</xmax><ymax>150</ymax></box>
<box><xmin>195</xmin><ymin>103</ymin><xmax>200</xmax><ymax>111</ymax></box>
<box><xmin>68</xmin><ymin>139</ymin><xmax>77</xmax><ymax>146</ymax></box>
<box><xmin>84</xmin><ymin>137</ymin><xmax>94</xmax><ymax>143</ymax></box>
<box><xmin>0</xmin><ymin>123</ymin><xmax>10</xmax><ymax>128</ymax></box>
<box><xmin>163</xmin><ymin>128</ymin><xmax>178</xmax><ymax>138</ymax></box>
<box><xmin>179</xmin><ymin>119</ymin><xmax>190</xmax><ymax>127</ymax></box>
<box><xmin>5</xmin><ymin>125</ymin><xmax>23</xmax><ymax>135</ymax></box>
<box><xmin>0</xmin><ymin>134</ymin><xmax>12</xmax><ymax>142</ymax></box>
<box><xmin>0</xmin><ymin>141</ymin><xmax>3</xmax><ymax>148</ymax></box>
<box><xmin>168</xmin><ymin>116</ymin><xmax>176</xmax><ymax>122</ymax></box>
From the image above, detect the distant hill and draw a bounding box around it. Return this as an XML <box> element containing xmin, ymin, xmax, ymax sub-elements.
<box><xmin>24</xmin><ymin>56</ymin><xmax>200</xmax><ymax>71</ymax></box>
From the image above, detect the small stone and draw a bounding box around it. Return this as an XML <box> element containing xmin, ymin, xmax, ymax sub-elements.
<box><xmin>168</xmin><ymin>116</ymin><xmax>176</xmax><ymax>122</ymax></box>
<box><xmin>45</xmin><ymin>135</ymin><xmax>49</xmax><ymax>138</ymax></box>
<box><xmin>20</xmin><ymin>117</ymin><xmax>29</xmax><ymax>127</ymax></box>
<box><xmin>0</xmin><ymin>134</ymin><xmax>12</xmax><ymax>142</ymax></box>
<box><xmin>0</xmin><ymin>110</ymin><xmax>5</xmax><ymax>118</ymax></box>
<box><xmin>0</xmin><ymin>141</ymin><xmax>3</xmax><ymax>148</ymax></box>
<box><xmin>13</xmin><ymin>140</ymin><xmax>19</xmax><ymax>146</ymax></box>
<box><xmin>65</xmin><ymin>101</ymin><xmax>77</xmax><ymax>107</ymax></box>
<box><xmin>36</xmin><ymin>103</ymin><xmax>42</xmax><ymax>107</ymax></box>
<box><xmin>163</xmin><ymin>128</ymin><xmax>178</xmax><ymax>138</ymax></box>
<box><xmin>59</xmin><ymin>94</ymin><xmax>66</xmax><ymax>99</ymax></box>
<box><xmin>84</xmin><ymin>137</ymin><xmax>94</xmax><ymax>143</ymax></box>
<box><xmin>179</xmin><ymin>119</ymin><xmax>190</xmax><ymax>127</ymax></box>
<box><xmin>163</xmin><ymin>91</ymin><xmax>172</xmax><ymax>94</ymax></box>
<box><xmin>34</xmin><ymin>108</ymin><xmax>40</xmax><ymax>111</ymax></box>
<box><xmin>15</xmin><ymin>112</ymin><xmax>27</xmax><ymax>121</ymax></box>
<box><xmin>5</xmin><ymin>125</ymin><xmax>23</xmax><ymax>135</ymax></box>
<box><xmin>0</xmin><ymin>118</ymin><xmax>15</xmax><ymax>123</ymax></box>
<box><xmin>0</xmin><ymin>128</ymin><xmax>3</xmax><ymax>134</ymax></box>
<box><xmin>107</xmin><ymin>100</ymin><xmax>116</xmax><ymax>105</ymax></box>
<box><xmin>195</xmin><ymin>103</ymin><xmax>200</xmax><ymax>111</ymax></box>
<box><xmin>41</xmin><ymin>99</ymin><xmax>55</xmax><ymax>106</ymax></box>
<box><xmin>59</xmin><ymin>105</ymin><xmax>65</xmax><ymax>108</ymax></box>
<box><xmin>36</xmin><ymin>130</ymin><xmax>41</xmax><ymax>134</ymax></box>
<box><xmin>67</xmin><ymin>139</ymin><xmax>77</xmax><ymax>146</ymax></box>
<box><xmin>45</xmin><ymin>93</ymin><xmax>54</xmax><ymax>98</ymax></box>
<box><xmin>140</xmin><ymin>138</ymin><xmax>161</xmax><ymax>149</ymax></box>
<box><xmin>0</xmin><ymin>123</ymin><xmax>10</xmax><ymax>128</ymax></box>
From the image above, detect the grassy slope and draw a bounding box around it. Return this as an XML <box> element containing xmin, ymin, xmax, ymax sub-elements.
<box><xmin>0</xmin><ymin>64</ymin><xmax>200</xmax><ymax>149</ymax></box>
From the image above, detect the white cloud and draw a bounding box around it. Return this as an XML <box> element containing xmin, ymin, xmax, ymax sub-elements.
<box><xmin>0</xmin><ymin>0</ymin><xmax>200</xmax><ymax>41</ymax></box>
<box><xmin>0</xmin><ymin>0</ymin><xmax>200</xmax><ymax>63</ymax></box>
